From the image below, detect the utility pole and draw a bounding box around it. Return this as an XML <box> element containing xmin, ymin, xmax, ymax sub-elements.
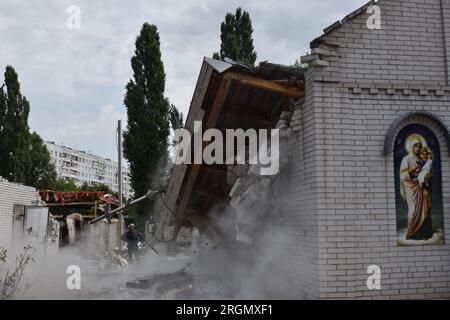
<box><xmin>117</xmin><ymin>120</ymin><xmax>124</xmax><ymax>239</ymax></box>
<box><xmin>118</xmin><ymin>120</ymin><xmax>123</xmax><ymax>207</ymax></box>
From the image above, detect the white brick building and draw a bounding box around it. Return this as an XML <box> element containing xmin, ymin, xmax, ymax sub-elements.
<box><xmin>0</xmin><ymin>177</ymin><xmax>39</xmax><ymax>249</ymax></box>
<box><xmin>44</xmin><ymin>142</ymin><xmax>134</xmax><ymax>199</ymax></box>
<box><xmin>268</xmin><ymin>0</ymin><xmax>450</xmax><ymax>299</ymax></box>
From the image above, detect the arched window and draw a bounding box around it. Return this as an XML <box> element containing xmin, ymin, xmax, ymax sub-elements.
<box><xmin>394</xmin><ymin>124</ymin><xmax>445</xmax><ymax>246</ymax></box>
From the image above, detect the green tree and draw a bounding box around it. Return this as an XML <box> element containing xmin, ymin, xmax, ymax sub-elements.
<box><xmin>50</xmin><ymin>178</ymin><xmax>79</xmax><ymax>192</ymax></box>
<box><xmin>0</xmin><ymin>66</ymin><xmax>56</xmax><ymax>189</ymax></box>
<box><xmin>123</xmin><ymin>23</ymin><xmax>180</xmax><ymax>222</ymax></box>
<box><xmin>169</xmin><ymin>104</ymin><xmax>184</xmax><ymax>130</ymax></box>
<box><xmin>213</xmin><ymin>7</ymin><xmax>257</xmax><ymax>67</ymax></box>
<box><xmin>79</xmin><ymin>181</ymin><xmax>118</xmax><ymax>198</ymax></box>
<box><xmin>26</xmin><ymin>132</ymin><xmax>57</xmax><ymax>189</ymax></box>
<box><xmin>0</xmin><ymin>66</ymin><xmax>31</xmax><ymax>183</ymax></box>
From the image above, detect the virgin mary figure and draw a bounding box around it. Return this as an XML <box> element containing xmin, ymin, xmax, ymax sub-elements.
<box><xmin>399</xmin><ymin>134</ymin><xmax>433</xmax><ymax>240</ymax></box>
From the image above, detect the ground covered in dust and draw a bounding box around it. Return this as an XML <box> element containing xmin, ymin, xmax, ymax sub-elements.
<box><xmin>16</xmin><ymin>241</ymin><xmax>291</xmax><ymax>300</ymax></box>
<box><xmin>20</xmin><ymin>247</ymin><xmax>206</xmax><ymax>300</ymax></box>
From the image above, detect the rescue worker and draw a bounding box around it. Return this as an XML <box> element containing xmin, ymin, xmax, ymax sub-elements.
<box><xmin>122</xmin><ymin>223</ymin><xmax>142</xmax><ymax>264</ymax></box>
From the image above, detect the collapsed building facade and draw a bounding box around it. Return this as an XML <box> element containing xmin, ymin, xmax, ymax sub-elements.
<box><xmin>157</xmin><ymin>57</ymin><xmax>304</xmax><ymax>242</ymax></box>
<box><xmin>158</xmin><ymin>0</ymin><xmax>450</xmax><ymax>299</ymax></box>
<box><xmin>39</xmin><ymin>190</ymin><xmax>121</xmax><ymax>249</ymax></box>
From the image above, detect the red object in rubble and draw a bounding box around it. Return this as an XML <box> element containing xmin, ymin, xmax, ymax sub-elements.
<box><xmin>38</xmin><ymin>190</ymin><xmax>115</xmax><ymax>206</ymax></box>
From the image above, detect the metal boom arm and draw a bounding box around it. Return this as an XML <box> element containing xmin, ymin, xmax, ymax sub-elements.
<box><xmin>89</xmin><ymin>189</ymin><xmax>161</xmax><ymax>224</ymax></box>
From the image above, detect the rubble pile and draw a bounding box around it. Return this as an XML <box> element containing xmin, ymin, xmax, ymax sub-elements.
<box><xmin>94</xmin><ymin>250</ymin><xmax>129</xmax><ymax>270</ymax></box>
<box><xmin>126</xmin><ymin>268</ymin><xmax>192</xmax><ymax>297</ymax></box>
<box><xmin>226</xmin><ymin>102</ymin><xmax>297</xmax><ymax>246</ymax></box>
<box><xmin>125</xmin><ymin>267</ymin><xmax>236</xmax><ymax>299</ymax></box>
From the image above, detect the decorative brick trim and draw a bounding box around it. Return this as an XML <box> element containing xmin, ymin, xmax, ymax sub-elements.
<box><xmin>340</xmin><ymin>83</ymin><xmax>450</xmax><ymax>97</ymax></box>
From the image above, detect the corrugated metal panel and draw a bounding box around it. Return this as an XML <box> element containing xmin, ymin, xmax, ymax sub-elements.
<box><xmin>204</xmin><ymin>57</ymin><xmax>233</xmax><ymax>74</ymax></box>
<box><xmin>0</xmin><ymin>178</ymin><xmax>38</xmax><ymax>248</ymax></box>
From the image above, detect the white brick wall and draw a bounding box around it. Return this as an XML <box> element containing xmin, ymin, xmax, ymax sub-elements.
<box><xmin>262</xmin><ymin>0</ymin><xmax>450</xmax><ymax>299</ymax></box>
<box><xmin>0</xmin><ymin>177</ymin><xmax>38</xmax><ymax>249</ymax></box>
<box><xmin>333</xmin><ymin>0</ymin><xmax>446</xmax><ymax>83</ymax></box>
<box><xmin>316</xmin><ymin>0</ymin><xmax>450</xmax><ymax>299</ymax></box>
<box><xmin>258</xmin><ymin>71</ymin><xmax>321</xmax><ymax>299</ymax></box>
<box><xmin>313</xmin><ymin>84</ymin><xmax>450</xmax><ymax>299</ymax></box>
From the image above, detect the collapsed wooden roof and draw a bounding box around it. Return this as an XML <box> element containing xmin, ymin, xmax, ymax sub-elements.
<box><xmin>161</xmin><ymin>57</ymin><xmax>305</xmax><ymax>240</ymax></box>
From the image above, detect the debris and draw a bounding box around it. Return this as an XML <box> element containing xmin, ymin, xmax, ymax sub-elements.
<box><xmin>275</xmin><ymin>119</ymin><xmax>289</xmax><ymax>129</ymax></box>
<box><xmin>229</xmin><ymin>178</ymin><xmax>245</xmax><ymax>198</ymax></box>
<box><xmin>94</xmin><ymin>249</ymin><xmax>129</xmax><ymax>270</ymax></box>
<box><xmin>225</xmin><ymin>100</ymin><xmax>296</xmax><ymax>245</ymax></box>
<box><xmin>279</xmin><ymin>110</ymin><xmax>293</xmax><ymax>121</ymax></box>
<box><xmin>125</xmin><ymin>268</ymin><xmax>192</xmax><ymax>292</ymax></box>
<box><xmin>227</xmin><ymin>169</ymin><xmax>237</xmax><ymax>185</ymax></box>
<box><xmin>232</xmin><ymin>164</ymin><xmax>249</xmax><ymax>177</ymax></box>
<box><xmin>110</xmin><ymin>251</ymin><xmax>128</xmax><ymax>268</ymax></box>
<box><xmin>126</xmin><ymin>276</ymin><xmax>155</xmax><ymax>289</ymax></box>
<box><xmin>236</xmin><ymin>231</ymin><xmax>253</xmax><ymax>245</ymax></box>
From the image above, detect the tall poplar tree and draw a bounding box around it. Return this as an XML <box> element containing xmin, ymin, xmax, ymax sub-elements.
<box><xmin>0</xmin><ymin>66</ymin><xmax>56</xmax><ymax>188</ymax></box>
<box><xmin>213</xmin><ymin>7</ymin><xmax>257</xmax><ymax>67</ymax></box>
<box><xmin>0</xmin><ymin>66</ymin><xmax>31</xmax><ymax>183</ymax></box>
<box><xmin>123</xmin><ymin>23</ymin><xmax>181</xmax><ymax>219</ymax></box>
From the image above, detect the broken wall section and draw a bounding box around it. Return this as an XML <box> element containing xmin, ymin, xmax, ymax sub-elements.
<box><xmin>224</xmin><ymin>87</ymin><xmax>319</xmax><ymax>298</ymax></box>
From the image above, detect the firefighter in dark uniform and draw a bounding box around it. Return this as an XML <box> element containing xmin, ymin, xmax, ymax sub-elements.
<box><xmin>122</xmin><ymin>223</ymin><xmax>142</xmax><ymax>264</ymax></box>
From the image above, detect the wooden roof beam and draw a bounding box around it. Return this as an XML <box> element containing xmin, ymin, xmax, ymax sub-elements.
<box><xmin>186</xmin><ymin>208</ymin><xmax>204</xmax><ymax>216</ymax></box>
<box><xmin>224</xmin><ymin>72</ymin><xmax>305</xmax><ymax>97</ymax></box>
<box><xmin>201</xmin><ymin>165</ymin><xmax>227</xmax><ymax>175</ymax></box>
<box><xmin>172</xmin><ymin>77</ymin><xmax>232</xmax><ymax>240</ymax></box>
<box><xmin>224</xmin><ymin>110</ymin><xmax>273</xmax><ymax>127</ymax></box>
<box><xmin>194</xmin><ymin>188</ymin><xmax>226</xmax><ymax>201</ymax></box>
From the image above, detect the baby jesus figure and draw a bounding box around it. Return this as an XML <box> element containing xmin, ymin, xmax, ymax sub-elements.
<box><xmin>418</xmin><ymin>147</ymin><xmax>432</xmax><ymax>186</ymax></box>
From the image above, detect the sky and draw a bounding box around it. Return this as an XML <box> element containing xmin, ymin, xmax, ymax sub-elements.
<box><xmin>0</xmin><ymin>0</ymin><xmax>369</xmax><ymax>161</ymax></box>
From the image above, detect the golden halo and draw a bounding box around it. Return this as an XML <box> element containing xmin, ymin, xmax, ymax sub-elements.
<box><xmin>405</xmin><ymin>134</ymin><xmax>427</xmax><ymax>154</ymax></box>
